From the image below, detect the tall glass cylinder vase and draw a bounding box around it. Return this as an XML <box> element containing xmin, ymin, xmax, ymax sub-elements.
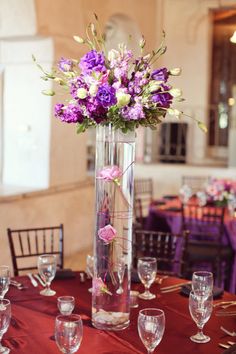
<box><xmin>92</xmin><ymin>124</ymin><xmax>135</xmax><ymax>331</ymax></box>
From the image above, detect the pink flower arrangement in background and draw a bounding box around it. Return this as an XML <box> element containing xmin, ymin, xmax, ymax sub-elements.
<box><xmin>92</xmin><ymin>277</ymin><xmax>112</xmax><ymax>296</ymax></box>
<box><xmin>205</xmin><ymin>178</ymin><xmax>236</xmax><ymax>205</ymax></box>
<box><xmin>98</xmin><ymin>224</ymin><xmax>117</xmax><ymax>244</ymax></box>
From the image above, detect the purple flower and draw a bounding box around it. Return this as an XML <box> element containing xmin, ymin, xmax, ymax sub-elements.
<box><xmin>121</xmin><ymin>103</ymin><xmax>145</xmax><ymax>121</ymax></box>
<box><xmin>152</xmin><ymin>85</ymin><xmax>173</xmax><ymax>108</ymax></box>
<box><xmin>96</xmin><ymin>84</ymin><xmax>117</xmax><ymax>108</ymax></box>
<box><xmin>98</xmin><ymin>224</ymin><xmax>117</xmax><ymax>244</ymax></box>
<box><xmin>55</xmin><ymin>103</ymin><xmax>84</xmax><ymax>123</ymax></box>
<box><xmin>86</xmin><ymin>98</ymin><xmax>107</xmax><ymax>123</ymax></box>
<box><xmin>79</xmin><ymin>50</ymin><xmax>106</xmax><ymax>74</ymax></box>
<box><xmin>58</xmin><ymin>57</ymin><xmax>73</xmax><ymax>72</ymax></box>
<box><xmin>151</xmin><ymin>67</ymin><xmax>169</xmax><ymax>82</ymax></box>
<box><xmin>70</xmin><ymin>76</ymin><xmax>87</xmax><ymax>99</ymax></box>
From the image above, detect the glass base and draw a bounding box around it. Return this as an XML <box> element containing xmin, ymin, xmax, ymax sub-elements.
<box><xmin>0</xmin><ymin>346</ymin><xmax>10</xmax><ymax>353</ymax></box>
<box><xmin>40</xmin><ymin>288</ymin><xmax>56</xmax><ymax>296</ymax></box>
<box><xmin>92</xmin><ymin>310</ymin><xmax>129</xmax><ymax>331</ymax></box>
<box><xmin>190</xmin><ymin>333</ymin><xmax>210</xmax><ymax>343</ymax></box>
<box><xmin>138</xmin><ymin>292</ymin><xmax>156</xmax><ymax>300</ymax></box>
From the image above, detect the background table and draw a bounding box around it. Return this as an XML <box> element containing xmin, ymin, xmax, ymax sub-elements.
<box><xmin>4</xmin><ymin>272</ymin><xmax>236</xmax><ymax>353</ymax></box>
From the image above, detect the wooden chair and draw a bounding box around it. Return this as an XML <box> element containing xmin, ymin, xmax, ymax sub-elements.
<box><xmin>132</xmin><ymin>228</ymin><xmax>189</xmax><ymax>277</ymax></box>
<box><xmin>134</xmin><ymin>178</ymin><xmax>153</xmax><ymax>215</ymax></box>
<box><xmin>8</xmin><ymin>224</ymin><xmax>64</xmax><ymax>276</ymax></box>
<box><xmin>181</xmin><ymin>175</ymin><xmax>210</xmax><ymax>195</ymax></box>
<box><xmin>181</xmin><ymin>203</ymin><xmax>233</xmax><ymax>289</ymax></box>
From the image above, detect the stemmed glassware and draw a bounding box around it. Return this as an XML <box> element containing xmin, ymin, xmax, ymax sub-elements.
<box><xmin>138</xmin><ymin>308</ymin><xmax>165</xmax><ymax>354</ymax></box>
<box><xmin>192</xmin><ymin>271</ymin><xmax>213</xmax><ymax>299</ymax></box>
<box><xmin>38</xmin><ymin>254</ymin><xmax>57</xmax><ymax>296</ymax></box>
<box><xmin>138</xmin><ymin>257</ymin><xmax>157</xmax><ymax>300</ymax></box>
<box><xmin>189</xmin><ymin>291</ymin><xmax>213</xmax><ymax>343</ymax></box>
<box><xmin>86</xmin><ymin>255</ymin><xmax>94</xmax><ymax>293</ymax></box>
<box><xmin>55</xmin><ymin>314</ymin><xmax>83</xmax><ymax>353</ymax></box>
<box><xmin>0</xmin><ymin>266</ymin><xmax>10</xmax><ymax>304</ymax></box>
<box><xmin>0</xmin><ymin>299</ymin><xmax>11</xmax><ymax>354</ymax></box>
<box><xmin>116</xmin><ymin>257</ymin><xmax>125</xmax><ymax>295</ymax></box>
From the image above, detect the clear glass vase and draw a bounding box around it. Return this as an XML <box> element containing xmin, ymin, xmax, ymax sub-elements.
<box><xmin>92</xmin><ymin>124</ymin><xmax>135</xmax><ymax>331</ymax></box>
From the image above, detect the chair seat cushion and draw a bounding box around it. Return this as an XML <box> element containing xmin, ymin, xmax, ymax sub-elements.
<box><xmin>187</xmin><ymin>242</ymin><xmax>233</xmax><ymax>261</ymax></box>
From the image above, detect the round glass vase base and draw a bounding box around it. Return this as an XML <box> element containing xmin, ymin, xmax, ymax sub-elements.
<box><xmin>40</xmin><ymin>288</ymin><xmax>56</xmax><ymax>296</ymax></box>
<box><xmin>92</xmin><ymin>310</ymin><xmax>130</xmax><ymax>331</ymax></box>
<box><xmin>190</xmin><ymin>333</ymin><xmax>210</xmax><ymax>344</ymax></box>
<box><xmin>138</xmin><ymin>292</ymin><xmax>156</xmax><ymax>300</ymax></box>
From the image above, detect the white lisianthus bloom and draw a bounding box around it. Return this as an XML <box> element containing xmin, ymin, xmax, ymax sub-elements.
<box><xmin>77</xmin><ymin>88</ymin><xmax>88</xmax><ymax>99</ymax></box>
<box><xmin>108</xmin><ymin>49</ymin><xmax>119</xmax><ymax>62</ymax></box>
<box><xmin>169</xmin><ymin>88</ymin><xmax>182</xmax><ymax>98</ymax></box>
<box><xmin>116</xmin><ymin>91</ymin><xmax>131</xmax><ymax>108</ymax></box>
<box><xmin>89</xmin><ymin>84</ymin><xmax>98</xmax><ymax>96</ymax></box>
<box><xmin>167</xmin><ymin>108</ymin><xmax>181</xmax><ymax>118</ymax></box>
<box><xmin>73</xmin><ymin>35</ymin><xmax>85</xmax><ymax>44</ymax></box>
<box><xmin>149</xmin><ymin>80</ymin><xmax>161</xmax><ymax>93</ymax></box>
<box><xmin>170</xmin><ymin>68</ymin><xmax>182</xmax><ymax>76</ymax></box>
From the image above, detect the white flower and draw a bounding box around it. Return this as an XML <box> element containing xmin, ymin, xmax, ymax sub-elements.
<box><xmin>108</xmin><ymin>49</ymin><xmax>119</xmax><ymax>62</ymax></box>
<box><xmin>89</xmin><ymin>84</ymin><xmax>98</xmax><ymax>96</ymax></box>
<box><xmin>73</xmin><ymin>35</ymin><xmax>84</xmax><ymax>44</ymax></box>
<box><xmin>170</xmin><ymin>68</ymin><xmax>182</xmax><ymax>76</ymax></box>
<box><xmin>116</xmin><ymin>91</ymin><xmax>131</xmax><ymax>108</ymax></box>
<box><xmin>77</xmin><ymin>88</ymin><xmax>87</xmax><ymax>99</ymax></box>
<box><xmin>167</xmin><ymin>108</ymin><xmax>181</xmax><ymax>118</ymax></box>
<box><xmin>169</xmin><ymin>88</ymin><xmax>182</xmax><ymax>98</ymax></box>
<box><xmin>149</xmin><ymin>80</ymin><xmax>161</xmax><ymax>93</ymax></box>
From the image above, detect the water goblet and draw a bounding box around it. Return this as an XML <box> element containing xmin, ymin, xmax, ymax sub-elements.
<box><xmin>86</xmin><ymin>255</ymin><xmax>94</xmax><ymax>293</ymax></box>
<box><xmin>138</xmin><ymin>257</ymin><xmax>157</xmax><ymax>300</ymax></box>
<box><xmin>138</xmin><ymin>308</ymin><xmax>165</xmax><ymax>354</ymax></box>
<box><xmin>38</xmin><ymin>254</ymin><xmax>57</xmax><ymax>296</ymax></box>
<box><xmin>189</xmin><ymin>291</ymin><xmax>213</xmax><ymax>343</ymax></box>
<box><xmin>55</xmin><ymin>314</ymin><xmax>83</xmax><ymax>353</ymax></box>
<box><xmin>116</xmin><ymin>257</ymin><xmax>125</xmax><ymax>295</ymax></box>
<box><xmin>0</xmin><ymin>266</ymin><xmax>10</xmax><ymax>303</ymax></box>
<box><xmin>57</xmin><ymin>296</ymin><xmax>75</xmax><ymax>316</ymax></box>
<box><xmin>192</xmin><ymin>271</ymin><xmax>213</xmax><ymax>299</ymax></box>
<box><xmin>0</xmin><ymin>299</ymin><xmax>11</xmax><ymax>354</ymax></box>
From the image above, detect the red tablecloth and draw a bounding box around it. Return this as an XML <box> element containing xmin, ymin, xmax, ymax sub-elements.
<box><xmin>4</xmin><ymin>272</ymin><xmax>236</xmax><ymax>353</ymax></box>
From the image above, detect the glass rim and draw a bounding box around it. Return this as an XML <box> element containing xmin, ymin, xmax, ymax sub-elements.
<box><xmin>57</xmin><ymin>296</ymin><xmax>75</xmax><ymax>302</ymax></box>
<box><xmin>0</xmin><ymin>299</ymin><xmax>11</xmax><ymax>306</ymax></box>
<box><xmin>0</xmin><ymin>265</ymin><xmax>10</xmax><ymax>270</ymax></box>
<box><xmin>56</xmin><ymin>314</ymin><xmax>82</xmax><ymax>323</ymax></box>
<box><xmin>38</xmin><ymin>254</ymin><xmax>57</xmax><ymax>259</ymax></box>
<box><xmin>138</xmin><ymin>257</ymin><xmax>157</xmax><ymax>263</ymax></box>
<box><xmin>139</xmin><ymin>308</ymin><xmax>164</xmax><ymax>317</ymax></box>
<box><xmin>192</xmin><ymin>271</ymin><xmax>213</xmax><ymax>278</ymax></box>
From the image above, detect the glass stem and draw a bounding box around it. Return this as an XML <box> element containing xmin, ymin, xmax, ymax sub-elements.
<box><xmin>144</xmin><ymin>284</ymin><xmax>150</xmax><ymax>295</ymax></box>
<box><xmin>197</xmin><ymin>325</ymin><xmax>204</xmax><ymax>337</ymax></box>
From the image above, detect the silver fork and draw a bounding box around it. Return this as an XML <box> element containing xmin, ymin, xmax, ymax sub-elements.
<box><xmin>221</xmin><ymin>326</ymin><xmax>236</xmax><ymax>337</ymax></box>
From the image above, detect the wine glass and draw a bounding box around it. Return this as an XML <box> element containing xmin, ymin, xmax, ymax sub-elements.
<box><xmin>192</xmin><ymin>271</ymin><xmax>213</xmax><ymax>299</ymax></box>
<box><xmin>0</xmin><ymin>299</ymin><xmax>11</xmax><ymax>354</ymax></box>
<box><xmin>189</xmin><ymin>291</ymin><xmax>213</xmax><ymax>343</ymax></box>
<box><xmin>55</xmin><ymin>314</ymin><xmax>83</xmax><ymax>353</ymax></box>
<box><xmin>116</xmin><ymin>257</ymin><xmax>125</xmax><ymax>295</ymax></box>
<box><xmin>86</xmin><ymin>255</ymin><xmax>94</xmax><ymax>293</ymax></box>
<box><xmin>138</xmin><ymin>257</ymin><xmax>157</xmax><ymax>300</ymax></box>
<box><xmin>138</xmin><ymin>308</ymin><xmax>165</xmax><ymax>354</ymax></box>
<box><xmin>0</xmin><ymin>266</ymin><xmax>10</xmax><ymax>303</ymax></box>
<box><xmin>38</xmin><ymin>254</ymin><xmax>57</xmax><ymax>296</ymax></box>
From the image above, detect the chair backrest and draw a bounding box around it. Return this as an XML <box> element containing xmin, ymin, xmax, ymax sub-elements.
<box><xmin>181</xmin><ymin>203</ymin><xmax>225</xmax><ymax>243</ymax></box>
<box><xmin>133</xmin><ymin>229</ymin><xmax>189</xmax><ymax>277</ymax></box>
<box><xmin>8</xmin><ymin>224</ymin><xmax>64</xmax><ymax>276</ymax></box>
<box><xmin>134</xmin><ymin>178</ymin><xmax>153</xmax><ymax>217</ymax></box>
<box><xmin>181</xmin><ymin>176</ymin><xmax>210</xmax><ymax>194</ymax></box>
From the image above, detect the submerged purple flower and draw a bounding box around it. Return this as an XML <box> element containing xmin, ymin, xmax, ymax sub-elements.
<box><xmin>55</xmin><ymin>103</ymin><xmax>84</xmax><ymax>123</ymax></box>
<box><xmin>79</xmin><ymin>50</ymin><xmax>106</xmax><ymax>74</ymax></box>
<box><xmin>151</xmin><ymin>67</ymin><xmax>169</xmax><ymax>82</ymax></box>
<box><xmin>96</xmin><ymin>84</ymin><xmax>117</xmax><ymax>108</ymax></box>
<box><xmin>58</xmin><ymin>57</ymin><xmax>73</xmax><ymax>72</ymax></box>
<box><xmin>121</xmin><ymin>103</ymin><xmax>145</xmax><ymax>121</ymax></box>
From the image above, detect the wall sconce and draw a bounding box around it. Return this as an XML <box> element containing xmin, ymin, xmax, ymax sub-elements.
<box><xmin>230</xmin><ymin>31</ymin><xmax>236</xmax><ymax>43</ymax></box>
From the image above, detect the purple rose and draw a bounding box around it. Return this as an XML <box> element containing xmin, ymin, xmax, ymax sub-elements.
<box><xmin>152</xmin><ymin>85</ymin><xmax>173</xmax><ymax>108</ymax></box>
<box><xmin>58</xmin><ymin>57</ymin><xmax>73</xmax><ymax>72</ymax></box>
<box><xmin>96</xmin><ymin>84</ymin><xmax>117</xmax><ymax>108</ymax></box>
<box><xmin>79</xmin><ymin>50</ymin><xmax>106</xmax><ymax>74</ymax></box>
<box><xmin>151</xmin><ymin>67</ymin><xmax>169</xmax><ymax>82</ymax></box>
<box><xmin>55</xmin><ymin>103</ymin><xmax>84</xmax><ymax>123</ymax></box>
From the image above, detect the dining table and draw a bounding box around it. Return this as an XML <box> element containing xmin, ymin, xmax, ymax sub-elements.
<box><xmin>145</xmin><ymin>197</ymin><xmax>236</xmax><ymax>293</ymax></box>
<box><xmin>3</xmin><ymin>271</ymin><xmax>236</xmax><ymax>353</ymax></box>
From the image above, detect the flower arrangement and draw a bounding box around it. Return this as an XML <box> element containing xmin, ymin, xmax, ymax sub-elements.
<box><xmin>34</xmin><ymin>15</ymin><xmax>206</xmax><ymax>134</ymax></box>
<box><xmin>205</xmin><ymin>178</ymin><xmax>236</xmax><ymax>207</ymax></box>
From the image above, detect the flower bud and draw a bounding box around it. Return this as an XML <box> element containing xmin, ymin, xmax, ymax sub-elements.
<box><xmin>197</xmin><ymin>121</ymin><xmax>208</xmax><ymax>133</ymax></box>
<box><xmin>169</xmin><ymin>88</ymin><xmax>182</xmax><ymax>98</ymax></box>
<box><xmin>139</xmin><ymin>36</ymin><xmax>146</xmax><ymax>49</ymax></box>
<box><xmin>73</xmin><ymin>35</ymin><xmax>85</xmax><ymax>44</ymax></box>
<box><xmin>170</xmin><ymin>68</ymin><xmax>182</xmax><ymax>76</ymax></box>
<box><xmin>77</xmin><ymin>88</ymin><xmax>88</xmax><ymax>99</ymax></box>
<box><xmin>116</xmin><ymin>91</ymin><xmax>131</xmax><ymax>108</ymax></box>
<box><xmin>90</xmin><ymin>23</ymin><xmax>97</xmax><ymax>36</ymax></box>
<box><xmin>41</xmin><ymin>89</ymin><xmax>55</xmax><ymax>96</ymax></box>
<box><xmin>89</xmin><ymin>84</ymin><xmax>98</xmax><ymax>96</ymax></box>
<box><xmin>149</xmin><ymin>80</ymin><xmax>161</xmax><ymax>93</ymax></box>
<box><xmin>167</xmin><ymin>108</ymin><xmax>181</xmax><ymax>118</ymax></box>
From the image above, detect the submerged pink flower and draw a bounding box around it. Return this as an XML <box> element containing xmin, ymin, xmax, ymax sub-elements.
<box><xmin>92</xmin><ymin>277</ymin><xmax>112</xmax><ymax>296</ymax></box>
<box><xmin>98</xmin><ymin>224</ymin><xmax>117</xmax><ymax>243</ymax></box>
<box><xmin>97</xmin><ymin>165</ymin><xmax>122</xmax><ymax>183</ymax></box>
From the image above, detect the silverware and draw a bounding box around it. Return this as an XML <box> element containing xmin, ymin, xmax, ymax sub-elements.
<box><xmin>10</xmin><ymin>281</ymin><xmax>28</xmax><ymax>290</ymax></box>
<box><xmin>216</xmin><ymin>311</ymin><xmax>236</xmax><ymax>317</ymax></box>
<box><xmin>155</xmin><ymin>275</ymin><xmax>169</xmax><ymax>285</ymax></box>
<box><xmin>221</xmin><ymin>326</ymin><xmax>236</xmax><ymax>337</ymax></box>
<box><xmin>218</xmin><ymin>341</ymin><xmax>236</xmax><ymax>349</ymax></box>
<box><xmin>161</xmin><ymin>287</ymin><xmax>181</xmax><ymax>294</ymax></box>
<box><xmin>27</xmin><ymin>273</ymin><xmax>38</xmax><ymax>287</ymax></box>
<box><xmin>160</xmin><ymin>281</ymin><xmax>191</xmax><ymax>291</ymax></box>
<box><xmin>214</xmin><ymin>301</ymin><xmax>236</xmax><ymax>308</ymax></box>
<box><xmin>34</xmin><ymin>274</ymin><xmax>46</xmax><ymax>287</ymax></box>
